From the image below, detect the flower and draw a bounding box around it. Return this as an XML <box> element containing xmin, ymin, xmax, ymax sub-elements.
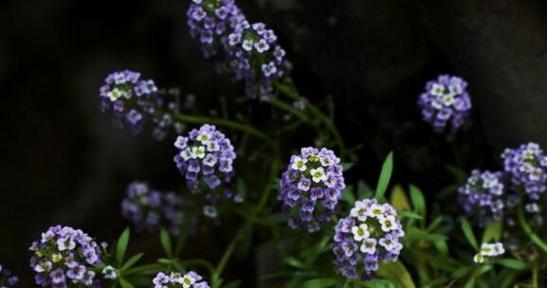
<box><xmin>473</xmin><ymin>242</ymin><xmax>505</xmax><ymax>263</ymax></box>
<box><xmin>278</xmin><ymin>147</ymin><xmax>345</xmax><ymax>232</ymax></box>
<box><xmin>173</xmin><ymin>124</ymin><xmax>237</xmax><ymax>204</ymax></box>
<box><xmin>152</xmin><ymin>271</ymin><xmax>209</xmax><ymax>288</ymax></box>
<box><xmin>333</xmin><ymin>199</ymin><xmax>404</xmax><ymax>280</ymax></box>
<box><xmin>502</xmin><ymin>143</ymin><xmax>547</xmax><ymax>206</ymax></box>
<box><xmin>418</xmin><ymin>74</ymin><xmax>472</xmax><ymax>133</ymax></box>
<box><xmin>121</xmin><ymin>181</ymin><xmax>184</xmax><ymax>235</ymax></box>
<box><xmin>458</xmin><ymin>170</ymin><xmax>506</xmax><ymax>226</ymax></box>
<box><xmin>29</xmin><ymin>225</ymin><xmax>104</xmax><ymax>287</ymax></box>
<box><xmin>99</xmin><ymin>70</ymin><xmax>184</xmax><ymax>140</ymax></box>
<box><xmin>186</xmin><ymin>0</ymin><xmax>245</xmax><ymax>58</ymax></box>
<box><xmin>101</xmin><ymin>265</ymin><xmax>117</xmax><ymax>280</ymax></box>
<box><xmin>0</xmin><ymin>264</ymin><xmax>18</xmax><ymax>287</ymax></box>
<box><xmin>226</xmin><ymin>21</ymin><xmax>290</xmax><ymax>101</ymax></box>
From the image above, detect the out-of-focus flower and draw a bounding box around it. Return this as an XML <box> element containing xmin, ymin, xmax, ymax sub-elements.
<box><xmin>187</xmin><ymin>0</ymin><xmax>245</xmax><ymax>58</ymax></box>
<box><xmin>458</xmin><ymin>170</ymin><xmax>506</xmax><ymax>226</ymax></box>
<box><xmin>0</xmin><ymin>264</ymin><xmax>18</xmax><ymax>287</ymax></box>
<box><xmin>121</xmin><ymin>181</ymin><xmax>184</xmax><ymax>235</ymax></box>
<box><xmin>173</xmin><ymin>124</ymin><xmax>236</xmax><ymax>195</ymax></box>
<box><xmin>418</xmin><ymin>74</ymin><xmax>471</xmax><ymax>133</ymax></box>
<box><xmin>99</xmin><ymin>70</ymin><xmax>183</xmax><ymax>140</ymax></box>
<box><xmin>101</xmin><ymin>265</ymin><xmax>117</xmax><ymax>280</ymax></box>
<box><xmin>278</xmin><ymin>147</ymin><xmax>345</xmax><ymax>232</ymax></box>
<box><xmin>502</xmin><ymin>142</ymin><xmax>547</xmax><ymax>207</ymax></box>
<box><xmin>332</xmin><ymin>199</ymin><xmax>404</xmax><ymax>280</ymax></box>
<box><xmin>152</xmin><ymin>271</ymin><xmax>209</xmax><ymax>288</ymax></box>
<box><xmin>29</xmin><ymin>226</ymin><xmax>104</xmax><ymax>287</ymax></box>
<box><xmin>473</xmin><ymin>242</ymin><xmax>505</xmax><ymax>263</ymax></box>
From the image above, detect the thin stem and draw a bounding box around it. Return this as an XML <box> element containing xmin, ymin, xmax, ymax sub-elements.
<box><xmin>270</xmin><ymin>98</ymin><xmax>311</xmax><ymax>123</ymax></box>
<box><xmin>517</xmin><ymin>206</ymin><xmax>547</xmax><ymax>254</ymax></box>
<box><xmin>169</xmin><ymin>111</ymin><xmax>270</xmax><ymax>141</ymax></box>
<box><xmin>273</xmin><ymin>81</ymin><xmax>346</xmax><ymax>157</ymax></box>
<box><xmin>531</xmin><ymin>261</ymin><xmax>538</xmax><ymax>288</ymax></box>
<box><xmin>124</xmin><ymin>263</ymin><xmax>164</xmax><ymax>276</ymax></box>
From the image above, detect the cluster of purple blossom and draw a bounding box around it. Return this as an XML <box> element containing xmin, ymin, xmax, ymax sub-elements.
<box><xmin>174</xmin><ymin>124</ymin><xmax>236</xmax><ymax>195</ymax></box>
<box><xmin>502</xmin><ymin>142</ymin><xmax>547</xmax><ymax>203</ymax></box>
<box><xmin>278</xmin><ymin>147</ymin><xmax>345</xmax><ymax>232</ymax></box>
<box><xmin>458</xmin><ymin>170</ymin><xmax>505</xmax><ymax>226</ymax></box>
<box><xmin>99</xmin><ymin>70</ymin><xmax>184</xmax><ymax>140</ymax></box>
<box><xmin>121</xmin><ymin>181</ymin><xmax>184</xmax><ymax>235</ymax></box>
<box><xmin>332</xmin><ymin>199</ymin><xmax>404</xmax><ymax>280</ymax></box>
<box><xmin>0</xmin><ymin>264</ymin><xmax>18</xmax><ymax>287</ymax></box>
<box><xmin>418</xmin><ymin>74</ymin><xmax>472</xmax><ymax>133</ymax></box>
<box><xmin>29</xmin><ymin>225</ymin><xmax>104</xmax><ymax>287</ymax></box>
<box><xmin>186</xmin><ymin>0</ymin><xmax>290</xmax><ymax>100</ymax></box>
<box><xmin>186</xmin><ymin>0</ymin><xmax>244</xmax><ymax>58</ymax></box>
<box><xmin>153</xmin><ymin>271</ymin><xmax>209</xmax><ymax>288</ymax></box>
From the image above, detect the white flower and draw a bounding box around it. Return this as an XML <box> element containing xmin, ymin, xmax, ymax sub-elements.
<box><xmin>291</xmin><ymin>156</ymin><xmax>308</xmax><ymax>171</ymax></box>
<box><xmin>192</xmin><ymin>146</ymin><xmax>206</xmax><ymax>159</ymax></box>
<box><xmin>242</xmin><ymin>39</ymin><xmax>254</xmax><ymax>52</ymax></box>
<box><xmin>196</xmin><ymin>132</ymin><xmax>211</xmax><ymax>144</ymax></box>
<box><xmin>182</xmin><ymin>274</ymin><xmax>196</xmax><ymax>288</ymax></box>
<box><xmin>56</xmin><ymin>237</ymin><xmax>75</xmax><ymax>251</ymax></box>
<box><xmin>449</xmin><ymin>84</ymin><xmax>462</xmax><ymax>95</ymax></box>
<box><xmin>351</xmin><ymin>224</ymin><xmax>369</xmax><ymax>242</ymax></box>
<box><xmin>360</xmin><ymin>238</ymin><xmax>377</xmax><ymax>254</ymax></box>
<box><xmin>430</xmin><ymin>84</ymin><xmax>445</xmax><ymax>96</ymax></box>
<box><xmin>473</xmin><ymin>253</ymin><xmax>484</xmax><ymax>264</ymax></box>
<box><xmin>310</xmin><ymin>167</ymin><xmax>327</xmax><ymax>183</ymax></box>
<box><xmin>442</xmin><ymin>94</ymin><xmax>455</xmax><ymax>106</ymax></box>
<box><xmin>180</xmin><ymin>148</ymin><xmax>193</xmax><ymax>161</ymax></box>
<box><xmin>350</xmin><ymin>203</ymin><xmax>368</xmax><ymax>221</ymax></box>
<box><xmin>380</xmin><ymin>216</ymin><xmax>397</xmax><ymax>232</ymax></box>
<box><xmin>367</xmin><ymin>203</ymin><xmax>385</xmax><ymax>218</ymax></box>
<box><xmin>102</xmin><ymin>265</ymin><xmax>117</xmax><ymax>280</ymax></box>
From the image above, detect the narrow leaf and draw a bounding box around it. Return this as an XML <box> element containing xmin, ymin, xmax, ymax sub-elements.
<box><xmin>376</xmin><ymin>261</ymin><xmax>416</xmax><ymax>288</ymax></box>
<box><xmin>116</xmin><ymin>228</ymin><xmax>130</xmax><ymax>264</ymax></box>
<box><xmin>390</xmin><ymin>185</ymin><xmax>411</xmax><ymax>211</ymax></box>
<box><xmin>342</xmin><ymin>187</ymin><xmax>356</xmax><ymax>205</ymax></box>
<box><xmin>482</xmin><ymin>221</ymin><xmax>502</xmax><ymax>243</ymax></box>
<box><xmin>496</xmin><ymin>259</ymin><xmax>527</xmax><ymax>270</ymax></box>
<box><xmin>119</xmin><ymin>278</ymin><xmax>135</xmax><ymax>288</ymax></box>
<box><xmin>121</xmin><ymin>253</ymin><xmax>144</xmax><ymax>271</ymax></box>
<box><xmin>160</xmin><ymin>229</ymin><xmax>173</xmax><ymax>258</ymax></box>
<box><xmin>376</xmin><ymin>152</ymin><xmax>394</xmax><ymax>201</ymax></box>
<box><xmin>409</xmin><ymin>185</ymin><xmax>426</xmax><ymax>217</ymax></box>
<box><xmin>460</xmin><ymin>218</ymin><xmax>478</xmax><ymax>250</ymax></box>
<box><xmin>302</xmin><ymin>278</ymin><xmax>336</xmax><ymax>288</ymax></box>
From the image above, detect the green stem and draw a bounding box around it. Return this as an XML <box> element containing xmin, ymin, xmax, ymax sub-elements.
<box><xmin>169</xmin><ymin>111</ymin><xmax>270</xmax><ymax>141</ymax></box>
<box><xmin>273</xmin><ymin>81</ymin><xmax>346</xmax><ymax>157</ymax></box>
<box><xmin>531</xmin><ymin>261</ymin><xmax>538</xmax><ymax>288</ymax></box>
<box><xmin>270</xmin><ymin>98</ymin><xmax>311</xmax><ymax>123</ymax></box>
<box><xmin>124</xmin><ymin>263</ymin><xmax>164</xmax><ymax>276</ymax></box>
<box><xmin>517</xmin><ymin>206</ymin><xmax>547</xmax><ymax>254</ymax></box>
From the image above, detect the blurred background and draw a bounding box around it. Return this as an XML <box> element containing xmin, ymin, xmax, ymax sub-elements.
<box><xmin>2</xmin><ymin>0</ymin><xmax>547</xmax><ymax>285</ymax></box>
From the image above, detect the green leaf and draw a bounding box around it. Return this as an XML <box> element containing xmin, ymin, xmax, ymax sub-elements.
<box><xmin>482</xmin><ymin>221</ymin><xmax>502</xmax><ymax>243</ymax></box>
<box><xmin>121</xmin><ymin>253</ymin><xmax>144</xmax><ymax>271</ymax></box>
<box><xmin>496</xmin><ymin>259</ymin><xmax>527</xmax><ymax>270</ymax></box>
<box><xmin>284</xmin><ymin>257</ymin><xmax>305</xmax><ymax>269</ymax></box>
<box><xmin>390</xmin><ymin>185</ymin><xmax>411</xmax><ymax>211</ymax></box>
<box><xmin>460</xmin><ymin>218</ymin><xmax>478</xmax><ymax>250</ymax></box>
<box><xmin>376</xmin><ymin>152</ymin><xmax>394</xmax><ymax>201</ymax></box>
<box><xmin>342</xmin><ymin>162</ymin><xmax>354</xmax><ymax>171</ymax></box>
<box><xmin>376</xmin><ymin>261</ymin><xmax>416</xmax><ymax>288</ymax></box>
<box><xmin>363</xmin><ymin>279</ymin><xmax>400</xmax><ymax>288</ymax></box>
<box><xmin>409</xmin><ymin>185</ymin><xmax>425</xmax><ymax>218</ymax></box>
<box><xmin>160</xmin><ymin>229</ymin><xmax>173</xmax><ymax>258</ymax></box>
<box><xmin>116</xmin><ymin>228</ymin><xmax>130</xmax><ymax>264</ymax></box>
<box><xmin>342</xmin><ymin>187</ymin><xmax>356</xmax><ymax>205</ymax></box>
<box><xmin>302</xmin><ymin>278</ymin><xmax>336</xmax><ymax>288</ymax></box>
<box><xmin>119</xmin><ymin>278</ymin><xmax>135</xmax><ymax>288</ymax></box>
<box><xmin>398</xmin><ymin>210</ymin><xmax>423</xmax><ymax>220</ymax></box>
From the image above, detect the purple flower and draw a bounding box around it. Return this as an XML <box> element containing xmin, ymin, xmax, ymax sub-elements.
<box><xmin>152</xmin><ymin>271</ymin><xmax>209</xmax><ymax>288</ymax></box>
<box><xmin>332</xmin><ymin>199</ymin><xmax>404</xmax><ymax>280</ymax></box>
<box><xmin>458</xmin><ymin>170</ymin><xmax>506</xmax><ymax>226</ymax></box>
<box><xmin>99</xmin><ymin>70</ymin><xmax>183</xmax><ymax>140</ymax></box>
<box><xmin>225</xmin><ymin>21</ymin><xmax>291</xmax><ymax>101</ymax></box>
<box><xmin>186</xmin><ymin>0</ymin><xmax>245</xmax><ymax>58</ymax></box>
<box><xmin>278</xmin><ymin>147</ymin><xmax>345</xmax><ymax>232</ymax></box>
<box><xmin>0</xmin><ymin>264</ymin><xmax>18</xmax><ymax>287</ymax></box>
<box><xmin>121</xmin><ymin>181</ymin><xmax>185</xmax><ymax>235</ymax></box>
<box><xmin>173</xmin><ymin>124</ymin><xmax>238</xmax><ymax>215</ymax></box>
<box><xmin>418</xmin><ymin>74</ymin><xmax>472</xmax><ymax>133</ymax></box>
<box><xmin>502</xmin><ymin>142</ymin><xmax>547</xmax><ymax>210</ymax></box>
<box><xmin>29</xmin><ymin>226</ymin><xmax>104</xmax><ymax>287</ymax></box>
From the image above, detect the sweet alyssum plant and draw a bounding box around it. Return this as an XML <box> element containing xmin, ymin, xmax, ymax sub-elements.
<box><xmin>7</xmin><ymin>0</ymin><xmax>547</xmax><ymax>287</ymax></box>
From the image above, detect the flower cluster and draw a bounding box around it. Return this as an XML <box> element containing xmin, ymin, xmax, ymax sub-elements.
<box><xmin>174</xmin><ymin>124</ymin><xmax>236</xmax><ymax>194</ymax></box>
<box><xmin>332</xmin><ymin>199</ymin><xmax>404</xmax><ymax>280</ymax></box>
<box><xmin>458</xmin><ymin>170</ymin><xmax>505</xmax><ymax>226</ymax></box>
<box><xmin>418</xmin><ymin>74</ymin><xmax>472</xmax><ymax>132</ymax></box>
<box><xmin>226</xmin><ymin>21</ymin><xmax>289</xmax><ymax>101</ymax></box>
<box><xmin>0</xmin><ymin>264</ymin><xmax>18</xmax><ymax>287</ymax></box>
<box><xmin>278</xmin><ymin>147</ymin><xmax>345</xmax><ymax>232</ymax></box>
<box><xmin>186</xmin><ymin>0</ymin><xmax>245</xmax><ymax>58</ymax></box>
<box><xmin>153</xmin><ymin>271</ymin><xmax>209</xmax><ymax>288</ymax></box>
<box><xmin>99</xmin><ymin>70</ymin><xmax>183</xmax><ymax>140</ymax></box>
<box><xmin>29</xmin><ymin>226</ymin><xmax>103</xmax><ymax>287</ymax></box>
<box><xmin>121</xmin><ymin>181</ymin><xmax>184</xmax><ymax>235</ymax></box>
<box><xmin>501</xmin><ymin>142</ymin><xmax>547</xmax><ymax>205</ymax></box>
<box><xmin>473</xmin><ymin>242</ymin><xmax>505</xmax><ymax>263</ymax></box>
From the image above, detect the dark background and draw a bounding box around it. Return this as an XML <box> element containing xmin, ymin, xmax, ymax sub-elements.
<box><xmin>2</xmin><ymin>0</ymin><xmax>547</xmax><ymax>285</ymax></box>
